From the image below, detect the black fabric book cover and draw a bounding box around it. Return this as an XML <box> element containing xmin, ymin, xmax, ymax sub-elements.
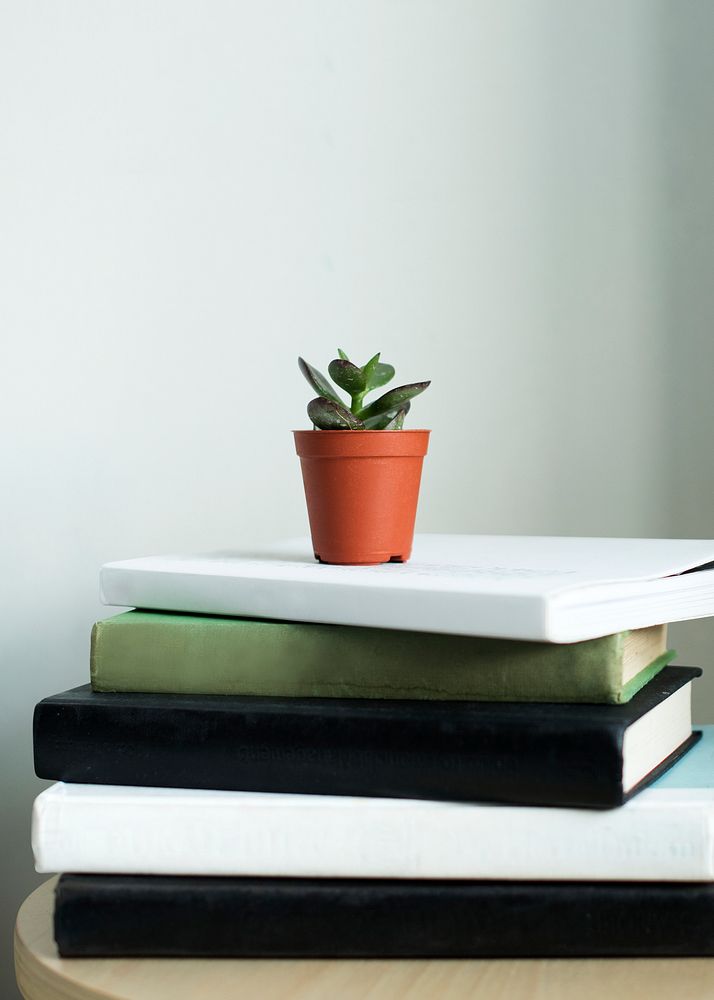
<box><xmin>54</xmin><ymin>874</ymin><xmax>714</xmax><ymax>958</ymax></box>
<box><xmin>34</xmin><ymin>666</ymin><xmax>700</xmax><ymax>809</ymax></box>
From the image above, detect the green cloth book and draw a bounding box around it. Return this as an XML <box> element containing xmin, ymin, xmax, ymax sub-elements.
<box><xmin>90</xmin><ymin>612</ymin><xmax>674</xmax><ymax>704</ymax></box>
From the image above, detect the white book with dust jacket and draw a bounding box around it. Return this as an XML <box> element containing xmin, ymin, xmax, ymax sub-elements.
<box><xmin>100</xmin><ymin>534</ymin><xmax>714</xmax><ymax>642</ymax></box>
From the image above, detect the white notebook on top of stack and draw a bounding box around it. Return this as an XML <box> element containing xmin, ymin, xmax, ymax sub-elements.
<box><xmin>100</xmin><ymin>534</ymin><xmax>714</xmax><ymax>642</ymax></box>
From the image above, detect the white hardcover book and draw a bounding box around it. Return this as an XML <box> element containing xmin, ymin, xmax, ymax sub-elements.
<box><xmin>100</xmin><ymin>534</ymin><xmax>714</xmax><ymax>642</ymax></box>
<box><xmin>33</xmin><ymin>725</ymin><xmax>714</xmax><ymax>881</ymax></box>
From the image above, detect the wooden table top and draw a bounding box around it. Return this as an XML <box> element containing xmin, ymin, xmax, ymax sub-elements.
<box><xmin>14</xmin><ymin>877</ymin><xmax>714</xmax><ymax>1000</ymax></box>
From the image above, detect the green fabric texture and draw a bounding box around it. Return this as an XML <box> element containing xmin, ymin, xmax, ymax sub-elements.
<box><xmin>90</xmin><ymin>611</ymin><xmax>675</xmax><ymax>704</ymax></box>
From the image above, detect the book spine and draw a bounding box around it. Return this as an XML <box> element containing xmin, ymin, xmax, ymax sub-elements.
<box><xmin>33</xmin><ymin>786</ymin><xmax>714</xmax><ymax>881</ymax></box>
<box><xmin>54</xmin><ymin>875</ymin><xmax>714</xmax><ymax>957</ymax></box>
<box><xmin>33</xmin><ymin>693</ymin><xmax>627</xmax><ymax>808</ymax></box>
<box><xmin>90</xmin><ymin>612</ymin><xmax>630</xmax><ymax>703</ymax></box>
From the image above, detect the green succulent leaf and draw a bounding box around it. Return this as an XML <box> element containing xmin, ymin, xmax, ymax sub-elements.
<box><xmin>298</xmin><ymin>357</ymin><xmax>343</xmax><ymax>405</ymax></box>
<box><xmin>357</xmin><ymin>381</ymin><xmax>430</xmax><ymax>422</ymax></box>
<box><xmin>364</xmin><ymin>354</ymin><xmax>395</xmax><ymax>391</ymax></box>
<box><xmin>384</xmin><ymin>407</ymin><xmax>408</xmax><ymax>430</ymax></box>
<box><xmin>300</xmin><ymin>351</ymin><xmax>429</xmax><ymax>429</ymax></box>
<box><xmin>362</xmin><ymin>400</ymin><xmax>411</xmax><ymax>429</ymax></box>
<box><xmin>328</xmin><ymin>358</ymin><xmax>367</xmax><ymax>396</ymax></box>
<box><xmin>362</xmin><ymin>352</ymin><xmax>380</xmax><ymax>383</ymax></box>
<box><xmin>307</xmin><ymin>396</ymin><xmax>365</xmax><ymax>430</ymax></box>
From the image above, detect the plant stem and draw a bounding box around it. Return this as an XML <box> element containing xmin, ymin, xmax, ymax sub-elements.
<box><xmin>351</xmin><ymin>391</ymin><xmax>366</xmax><ymax>414</ymax></box>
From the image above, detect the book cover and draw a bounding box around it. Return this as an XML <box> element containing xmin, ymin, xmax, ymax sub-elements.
<box><xmin>54</xmin><ymin>874</ymin><xmax>714</xmax><ymax>957</ymax></box>
<box><xmin>99</xmin><ymin>534</ymin><xmax>714</xmax><ymax>642</ymax></box>
<box><xmin>33</xmin><ymin>667</ymin><xmax>700</xmax><ymax>809</ymax></box>
<box><xmin>90</xmin><ymin>612</ymin><xmax>673</xmax><ymax>704</ymax></box>
<box><xmin>32</xmin><ymin>726</ymin><xmax>714</xmax><ymax>881</ymax></box>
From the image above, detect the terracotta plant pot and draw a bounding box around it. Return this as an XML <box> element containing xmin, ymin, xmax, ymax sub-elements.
<box><xmin>293</xmin><ymin>429</ymin><xmax>430</xmax><ymax>565</ymax></box>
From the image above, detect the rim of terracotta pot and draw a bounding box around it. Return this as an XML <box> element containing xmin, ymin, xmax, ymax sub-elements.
<box><xmin>292</xmin><ymin>429</ymin><xmax>431</xmax><ymax>433</ymax></box>
<box><xmin>294</xmin><ymin>428</ymin><xmax>430</xmax><ymax>458</ymax></box>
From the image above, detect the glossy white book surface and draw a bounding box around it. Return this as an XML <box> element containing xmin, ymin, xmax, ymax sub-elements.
<box><xmin>100</xmin><ymin>534</ymin><xmax>714</xmax><ymax>641</ymax></box>
<box><xmin>33</xmin><ymin>726</ymin><xmax>714</xmax><ymax>881</ymax></box>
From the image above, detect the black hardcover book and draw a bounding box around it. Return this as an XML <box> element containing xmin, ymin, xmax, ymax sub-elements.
<box><xmin>55</xmin><ymin>874</ymin><xmax>714</xmax><ymax>958</ymax></box>
<box><xmin>34</xmin><ymin>666</ymin><xmax>700</xmax><ymax>809</ymax></box>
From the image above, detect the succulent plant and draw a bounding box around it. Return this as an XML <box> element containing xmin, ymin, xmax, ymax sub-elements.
<box><xmin>298</xmin><ymin>350</ymin><xmax>430</xmax><ymax>430</ymax></box>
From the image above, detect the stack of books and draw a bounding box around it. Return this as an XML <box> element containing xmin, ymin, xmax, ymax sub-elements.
<box><xmin>31</xmin><ymin>534</ymin><xmax>714</xmax><ymax>957</ymax></box>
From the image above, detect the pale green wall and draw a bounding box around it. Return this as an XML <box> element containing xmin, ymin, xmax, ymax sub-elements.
<box><xmin>658</xmin><ymin>2</ymin><xmax>714</xmax><ymax>714</ymax></box>
<box><xmin>1</xmin><ymin>3</ymin><xmax>712</xmax><ymax>997</ymax></box>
